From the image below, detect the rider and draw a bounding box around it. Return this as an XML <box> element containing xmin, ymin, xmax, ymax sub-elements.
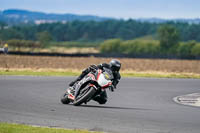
<box><xmin>69</xmin><ymin>59</ymin><xmax>121</xmax><ymax>104</ymax></box>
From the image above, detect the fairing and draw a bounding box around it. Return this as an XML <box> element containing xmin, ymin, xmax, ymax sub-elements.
<box><xmin>97</xmin><ymin>73</ymin><xmax>112</xmax><ymax>87</ymax></box>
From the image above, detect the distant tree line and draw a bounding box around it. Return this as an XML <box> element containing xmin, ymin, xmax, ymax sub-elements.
<box><xmin>1</xmin><ymin>20</ymin><xmax>200</xmax><ymax>59</ymax></box>
<box><xmin>100</xmin><ymin>24</ymin><xmax>200</xmax><ymax>59</ymax></box>
<box><xmin>100</xmin><ymin>39</ymin><xmax>200</xmax><ymax>59</ymax></box>
<box><xmin>1</xmin><ymin>20</ymin><xmax>200</xmax><ymax>42</ymax></box>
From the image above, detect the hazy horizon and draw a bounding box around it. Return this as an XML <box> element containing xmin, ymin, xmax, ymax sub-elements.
<box><xmin>1</xmin><ymin>0</ymin><xmax>200</xmax><ymax>19</ymax></box>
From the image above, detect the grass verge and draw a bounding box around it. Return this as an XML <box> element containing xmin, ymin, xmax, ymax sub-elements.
<box><xmin>0</xmin><ymin>69</ymin><xmax>80</xmax><ymax>77</ymax></box>
<box><xmin>121</xmin><ymin>71</ymin><xmax>200</xmax><ymax>79</ymax></box>
<box><xmin>0</xmin><ymin>69</ymin><xmax>200</xmax><ymax>79</ymax></box>
<box><xmin>0</xmin><ymin>123</ymin><xmax>101</xmax><ymax>133</ymax></box>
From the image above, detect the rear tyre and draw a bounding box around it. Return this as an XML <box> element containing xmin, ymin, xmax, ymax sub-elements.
<box><xmin>61</xmin><ymin>91</ymin><xmax>70</xmax><ymax>104</ymax></box>
<box><xmin>73</xmin><ymin>87</ymin><xmax>96</xmax><ymax>106</ymax></box>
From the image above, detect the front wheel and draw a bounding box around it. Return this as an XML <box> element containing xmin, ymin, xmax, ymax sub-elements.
<box><xmin>73</xmin><ymin>86</ymin><xmax>96</xmax><ymax>106</ymax></box>
<box><xmin>61</xmin><ymin>91</ymin><xmax>70</xmax><ymax>104</ymax></box>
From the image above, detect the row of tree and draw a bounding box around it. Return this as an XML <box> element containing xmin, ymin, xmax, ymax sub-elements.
<box><xmin>100</xmin><ymin>39</ymin><xmax>200</xmax><ymax>58</ymax></box>
<box><xmin>1</xmin><ymin>20</ymin><xmax>200</xmax><ymax>59</ymax></box>
<box><xmin>100</xmin><ymin>25</ymin><xmax>200</xmax><ymax>58</ymax></box>
<box><xmin>1</xmin><ymin>20</ymin><xmax>200</xmax><ymax>42</ymax></box>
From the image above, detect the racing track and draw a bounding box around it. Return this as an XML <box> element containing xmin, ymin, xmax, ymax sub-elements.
<box><xmin>0</xmin><ymin>76</ymin><xmax>200</xmax><ymax>133</ymax></box>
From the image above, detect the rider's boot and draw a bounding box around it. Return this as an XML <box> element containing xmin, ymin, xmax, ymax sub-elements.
<box><xmin>93</xmin><ymin>91</ymin><xmax>108</xmax><ymax>104</ymax></box>
<box><xmin>93</xmin><ymin>96</ymin><xmax>107</xmax><ymax>104</ymax></box>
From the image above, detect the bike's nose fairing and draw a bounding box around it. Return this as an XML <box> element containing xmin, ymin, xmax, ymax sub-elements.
<box><xmin>97</xmin><ymin>73</ymin><xmax>112</xmax><ymax>87</ymax></box>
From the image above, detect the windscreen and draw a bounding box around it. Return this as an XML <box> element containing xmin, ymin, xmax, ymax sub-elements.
<box><xmin>103</xmin><ymin>68</ymin><xmax>114</xmax><ymax>80</ymax></box>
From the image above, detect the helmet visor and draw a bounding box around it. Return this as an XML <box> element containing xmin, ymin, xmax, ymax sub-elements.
<box><xmin>111</xmin><ymin>65</ymin><xmax>120</xmax><ymax>71</ymax></box>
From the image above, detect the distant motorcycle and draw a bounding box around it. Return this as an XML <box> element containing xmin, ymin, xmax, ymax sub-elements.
<box><xmin>61</xmin><ymin>68</ymin><xmax>114</xmax><ymax>106</ymax></box>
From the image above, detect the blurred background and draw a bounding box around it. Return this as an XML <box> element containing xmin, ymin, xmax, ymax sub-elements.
<box><xmin>0</xmin><ymin>0</ymin><xmax>200</xmax><ymax>77</ymax></box>
<box><xmin>0</xmin><ymin>0</ymin><xmax>200</xmax><ymax>59</ymax></box>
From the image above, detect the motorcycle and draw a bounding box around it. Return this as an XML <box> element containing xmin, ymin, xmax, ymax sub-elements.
<box><xmin>61</xmin><ymin>68</ymin><xmax>114</xmax><ymax>106</ymax></box>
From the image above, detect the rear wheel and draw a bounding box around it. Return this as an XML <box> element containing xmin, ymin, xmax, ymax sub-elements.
<box><xmin>61</xmin><ymin>91</ymin><xmax>70</xmax><ymax>104</ymax></box>
<box><xmin>73</xmin><ymin>86</ymin><xmax>96</xmax><ymax>106</ymax></box>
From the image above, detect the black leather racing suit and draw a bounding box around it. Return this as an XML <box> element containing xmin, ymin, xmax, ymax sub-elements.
<box><xmin>69</xmin><ymin>63</ymin><xmax>121</xmax><ymax>104</ymax></box>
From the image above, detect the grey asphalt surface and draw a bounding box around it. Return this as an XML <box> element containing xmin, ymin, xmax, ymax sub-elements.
<box><xmin>0</xmin><ymin>76</ymin><xmax>200</xmax><ymax>133</ymax></box>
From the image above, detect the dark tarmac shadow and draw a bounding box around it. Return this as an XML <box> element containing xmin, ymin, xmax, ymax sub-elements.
<box><xmin>79</xmin><ymin>104</ymin><xmax>153</xmax><ymax>111</ymax></box>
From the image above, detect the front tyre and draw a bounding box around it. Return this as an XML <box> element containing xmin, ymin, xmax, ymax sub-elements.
<box><xmin>61</xmin><ymin>91</ymin><xmax>70</xmax><ymax>104</ymax></box>
<box><xmin>73</xmin><ymin>87</ymin><xmax>96</xmax><ymax>106</ymax></box>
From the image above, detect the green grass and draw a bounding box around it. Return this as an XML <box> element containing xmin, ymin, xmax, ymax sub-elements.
<box><xmin>0</xmin><ymin>69</ymin><xmax>200</xmax><ymax>79</ymax></box>
<box><xmin>0</xmin><ymin>70</ymin><xmax>80</xmax><ymax>77</ymax></box>
<box><xmin>0</xmin><ymin>123</ymin><xmax>101</xmax><ymax>133</ymax></box>
<box><xmin>121</xmin><ymin>72</ymin><xmax>200</xmax><ymax>79</ymax></box>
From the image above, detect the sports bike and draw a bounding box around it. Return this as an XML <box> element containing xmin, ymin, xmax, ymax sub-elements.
<box><xmin>61</xmin><ymin>68</ymin><xmax>114</xmax><ymax>106</ymax></box>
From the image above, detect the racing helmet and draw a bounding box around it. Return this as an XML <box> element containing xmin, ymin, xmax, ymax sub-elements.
<box><xmin>109</xmin><ymin>59</ymin><xmax>121</xmax><ymax>72</ymax></box>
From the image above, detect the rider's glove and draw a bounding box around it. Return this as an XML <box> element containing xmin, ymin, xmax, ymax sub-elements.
<box><xmin>89</xmin><ymin>64</ymin><xmax>98</xmax><ymax>72</ymax></box>
<box><xmin>109</xmin><ymin>85</ymin><xmax>115</xmax><ymax>92</ymax></box>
